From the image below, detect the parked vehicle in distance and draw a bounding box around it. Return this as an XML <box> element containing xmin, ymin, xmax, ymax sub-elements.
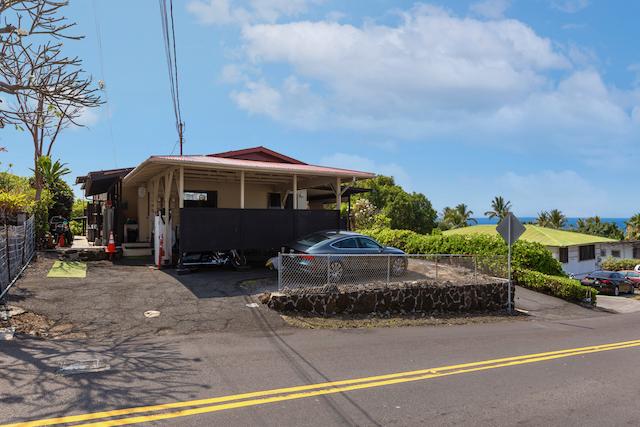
<box><xmin>580</xmin><ymin>271</ymin><xmax>634</xmax><ymax>296</ymax></box>
<box><xmin>619</xmin><ymin>270</ymin><xmax>640</xmax><ymax>287</ymax></box>
<box><xmin>267</xmin><ymin>230</ymin><xmax>407</xmax><ymax>282</ymax></box>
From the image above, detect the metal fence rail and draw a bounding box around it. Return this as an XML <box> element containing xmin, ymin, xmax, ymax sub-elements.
<box><xmin>0</xmin><ymin>216</ymin><xmax>35</xmax><ymax>299</ymax></box>
<box><xmin>278</xmin><ymin>253</ymin><xmax>508</xmax><ymax>294</ymax></box>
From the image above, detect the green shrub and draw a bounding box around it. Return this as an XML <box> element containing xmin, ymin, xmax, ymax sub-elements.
<box><xmin>513</xmin><ymin>269</ymin><xmax>596</xmax><ymax>305</ymax></box>
<box><xmin>361</xmin><ymin>227</ymin><xmax>564</xmax><ymax>276</ymax></box>
<box><xmin>600</xmin><ymin>258</ymin><xmax>640</xmax><ymax>271</ymax></box>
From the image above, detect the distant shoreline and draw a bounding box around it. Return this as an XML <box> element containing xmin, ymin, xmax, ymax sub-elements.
<box><xmin>474</xmin><ymin>217</ymin><xmax>628</xmax><ymax>231</ymax></box>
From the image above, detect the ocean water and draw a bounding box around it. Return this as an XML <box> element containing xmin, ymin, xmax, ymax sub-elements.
<box><xmin>474</xmin><ymin>217</ymin><xmax>628</xmax><ymax>231</ymax></box>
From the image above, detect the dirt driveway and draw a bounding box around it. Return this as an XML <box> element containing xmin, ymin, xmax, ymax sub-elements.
<box><xmin>5</xmin><ymin>253</ymin><xmax>285</xmax><ymax>339</ymax></box>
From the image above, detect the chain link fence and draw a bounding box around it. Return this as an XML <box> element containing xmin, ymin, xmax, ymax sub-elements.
<box><xmin>278</xmin><ymin>253</ymin><xmax>508</xmax><ymax>294</ymax></box>
<box><xmin>0</xmin><ymin>216</ymin><xmax>35</xmax><ymax>300</ymax></box>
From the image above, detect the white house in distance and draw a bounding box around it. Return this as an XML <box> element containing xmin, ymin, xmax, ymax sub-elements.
<box><xmin>444</xmin><ymin>225</ymin><xmax>640</xmax><ymax>278</ymax></box>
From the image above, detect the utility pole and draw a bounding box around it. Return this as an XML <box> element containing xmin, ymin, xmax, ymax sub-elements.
<box><xmin>179</xmin><ymin>122</ymin><xmax>184</xmax><ymax>156</ymax></box>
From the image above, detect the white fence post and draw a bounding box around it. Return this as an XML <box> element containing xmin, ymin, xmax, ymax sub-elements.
<box><xmin>278</xmin><ymin>252</ymin><xmax>282</xmax><ymax>291</ymax></box>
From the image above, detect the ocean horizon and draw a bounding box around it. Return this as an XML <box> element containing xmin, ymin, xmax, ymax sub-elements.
<box><xmin>474</xmin><ymin>217</ymin><xmax>628</xmax><ymax>231</ymax></box>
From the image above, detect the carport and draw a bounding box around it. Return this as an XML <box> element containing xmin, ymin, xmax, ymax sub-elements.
<box><xmin>119</xmin><ymin>147</ymin><xmax>375</xmax><ymax>265</ymax></box>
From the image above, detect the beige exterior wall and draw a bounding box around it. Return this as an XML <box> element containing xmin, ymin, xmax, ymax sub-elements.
<box><xmin>183</xmin><ymin>179</ymin><xmax>279</xmax><ymax>209</ymax></box>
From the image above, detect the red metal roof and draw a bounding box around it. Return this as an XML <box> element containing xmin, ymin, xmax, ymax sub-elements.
<box><xmin>148</xmin><ymin>154</ymin><xmax>374</xmax><ymax>178</ymax></box>
<box><xmin>208</xmin><ymin>146</ymin><xmax>307</xmax><ymax>165</ymax></box>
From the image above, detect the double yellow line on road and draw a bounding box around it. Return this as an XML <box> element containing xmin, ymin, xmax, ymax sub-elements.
<box><xmin>5</xmin><ymin>338</ymin><xmax>640</xmax><ymax>427</ymax></box>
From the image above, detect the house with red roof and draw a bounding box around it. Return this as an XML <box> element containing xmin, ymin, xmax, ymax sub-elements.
<box><xmin>77</xmin><ymin>146</ymin><xmax>375</xmax><ymax>265</ymax></box>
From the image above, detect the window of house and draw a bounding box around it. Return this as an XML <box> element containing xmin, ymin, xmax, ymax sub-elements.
<box><xmin>268</xmin><ymin>193</ymin><xmax>281</xmax><ymax>209</ymax></box>
<box><xmin>183</xmin><ymin>191</ymin><xmax>217</xmax><ymax>208</ymax></box>
<box><xmin>611</xmin><ymin>250</ymin><xmax>621</xmax><ymax>258</ymax></box>
<box><xmin>559</xmin><ymin>247</ymin><xmax>569</xmax><ymax>264</ymax></box>
<box><xmin>634</xmin><ymin>247</ymin><xmax>640</xmax><ymax>259</ymax></box>
<box><xmin>579</xmin><ymin>245</ymin><xmax>595</xmax><ymax>261</ymax></box>
<box><xmin>600</xmin><ymin>249</ymin><xmax>607</xmax><ymax>257</ymax></box>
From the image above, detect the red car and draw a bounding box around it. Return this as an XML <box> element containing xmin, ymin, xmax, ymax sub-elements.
<box><xmin>620</xmin><ymin>270</ymin><xmax>640</xmax><ymax>288</ymax></box>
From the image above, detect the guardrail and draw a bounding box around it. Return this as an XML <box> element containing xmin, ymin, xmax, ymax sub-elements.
<box><xmin>277</xmin><ymin>253</ymin><xmax>508</xmax><ymax>294</ymax></box>
<box><xmin>0</xmin><ymin>216</ymin><xmax>35</xmax><ymax>300</ymax></box>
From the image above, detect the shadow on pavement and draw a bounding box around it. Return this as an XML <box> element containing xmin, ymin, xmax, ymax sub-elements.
<box><xmin>0</xmin><ymin>335</ymin><xmax>210</xmax><ymax>423</ymax></box>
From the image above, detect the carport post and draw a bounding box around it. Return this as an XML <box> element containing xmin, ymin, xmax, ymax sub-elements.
<box><xmin>335</xmin><ymin>177</ymin><xmax>341</xmax><ymax>211</ymax></box>
<box><xmin>178</xmin><ymin>167</ymin><xmax>184</xmax><ymax>208</ymax></box>
<box><xmin>293</xmin><ymin>174</ymin><xmax>297</xmax><ymax>209</ymax></box>
<box><xmin>240</xmin><ymin>171</ymin><xmax>245</xmax><ymax>209</ymax></box>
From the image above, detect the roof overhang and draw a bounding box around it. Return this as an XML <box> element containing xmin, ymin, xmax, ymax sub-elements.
<box><xmin>77</xmin><ymin>167</ymin><xmax>134</xmax><ymax>196</ymax></box>
<box><xmin>122</xmin><ymin>156</ymin><xmax>375</xmax><ymax>186</ymax></box>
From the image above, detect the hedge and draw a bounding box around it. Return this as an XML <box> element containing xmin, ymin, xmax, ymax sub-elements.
<box><xmin>600</xmin><ymin>258</ymin><xmax>640</xmax><ymax>271</ymax></box>
<box><xmin>361</xmin><ymin>228</ymin><xmax>565</xmax><ymax>276</ymax></box>
<box><xmin>513</xmin><ymin>269</ymin><xmax>597</xmax><ymax>305</ymax></box>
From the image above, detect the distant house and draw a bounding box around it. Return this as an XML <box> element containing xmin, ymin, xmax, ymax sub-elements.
<box><xmin>444</xmin><ymin>225</ymin><xmax>639</xmax><ymax>278</ymax></box>
<box><xmin>76</xmin><ymin>146</ymin><xmax>374</xmax><ymax>265</ymax></box>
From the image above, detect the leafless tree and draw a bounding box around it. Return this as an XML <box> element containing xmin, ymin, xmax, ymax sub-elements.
<box><xmin>0</xmin><ymin>0</ymin><xmax>102</xmax><ymax>199</ymax></box>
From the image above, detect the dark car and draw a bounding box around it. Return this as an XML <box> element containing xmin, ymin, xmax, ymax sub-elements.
<box><xmin>278</xmin><ymin>230</ymin><xmax>407</xmax><ymax>282</ymax></box>
<box><xmin>619</xmin><ymin>270</ymin><xmax>640</xmax><ymax>288</ymax></box>
<box><xmin>580</xmin><ymin>271</ymin><xmax>634</xmax><ymax>296</ymax></box>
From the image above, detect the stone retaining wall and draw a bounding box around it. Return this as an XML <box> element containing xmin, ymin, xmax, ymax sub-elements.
<box><xmin>262</xmin><ymin>281</ymin><xmax>511</xmax><ymax>316</ymax></box>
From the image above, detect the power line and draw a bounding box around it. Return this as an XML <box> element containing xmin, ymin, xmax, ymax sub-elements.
<box><xmin>92</xmin><ymin>0</ymin><xmax>118</xmax><ymax>167</ymax></box>
<box><xmin>158</xmin><ymin>0</ymin><xmax>185</xmax><ymax>155</ymax></box>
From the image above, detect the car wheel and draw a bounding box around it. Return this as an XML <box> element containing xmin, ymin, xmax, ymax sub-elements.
<box><xmin>328</xmin><ymin>260</ymin><xmax>344</xmax><ymax>283</ymax></box>
<box><xmin>614</xmin><ymin>286</ymin><xmax>619</xmax><ymax>296</ymax></box>
<box><xmin>391</xmin><ymin>257</ymin><xmax>408</xmax><ymax>277</ymax></box>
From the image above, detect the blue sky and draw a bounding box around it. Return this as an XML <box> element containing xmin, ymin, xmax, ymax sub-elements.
<box><xmin>2</xmin><ymin>0</ymin><xmax>639</xmax><ymax>217</ymax></box>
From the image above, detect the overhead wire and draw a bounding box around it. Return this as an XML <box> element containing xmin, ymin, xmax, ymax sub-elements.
<box><xmin>92</xmin><ymin>0</ymin><xmax>118</xmax><ymax>167</ymax></box>
<box><xmin>158</xmin><ymin>0</ymin><xmax>184</xmax><ymax>154</ymax></box>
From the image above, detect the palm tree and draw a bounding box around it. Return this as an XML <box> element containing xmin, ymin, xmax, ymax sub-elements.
<box><xmin>441</xmin><ymin>203</ymin><xmax>478</xmax><ymax>229</ymax></box>
<box><xmin>484</xmin><ymin>196</ymin><xmax>511</xmax><ymax>220</ymax></box>
<box><xmin>33</xmin><ymin>156</ymin><xmax>70</xmax><ymax>189</ymax></box>
<box><xmin>547</xmin><ymin>209</ymin><xmax>567</xmax><ymax>229</ymax></box>
<box><xmin>626</xmin><ymin>214</ymin><xmax>640</xmax><ymax>240</ymax></box>
<box><xmin>536</xmin><ymin>211</ymin><xmax>550</xmax><ymax>227</ymax></box>
<box><xmin>455</xmin><ymin>203</ymin><xmax>477</xmax><ymax>227</ymax></box>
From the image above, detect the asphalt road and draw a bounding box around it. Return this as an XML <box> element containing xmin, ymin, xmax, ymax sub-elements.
<box><xmin>3</xmin><ymin>303</ymin><xmax>640</xmax><ymax>426</ymax></box>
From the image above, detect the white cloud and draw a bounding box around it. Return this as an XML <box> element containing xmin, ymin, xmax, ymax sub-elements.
<box><xmin>320</xmin><ymin>153</ymin><xmax>413</xmax><ymax>192</ymax></box>
<box><xmin>74</xmin><ymin>107</ymin><xmax>101</xmax><ymax>127</ymax></box>
<box><xmin>222</xmin><ymin>5</ymin><xmax>640</xmax><ymax>162</ymax></box>
<box><xmin>186</xmin><ymin>0</ymin><xmax>319</xmax><ymax>26</ymax></box>
<box><xmin>230</xmin><ymin>76</ymin><xmax>326</xmax><ymax>127</ymax></box>
<box><xmin>551</xmin><ymin>0</ymin><xmax>589</xmax><ymax>13</ymax></box>
<box><xmin>470</xmin><ymin>0</ymin><xmax>511</xmax><ymax>19</ymax></box>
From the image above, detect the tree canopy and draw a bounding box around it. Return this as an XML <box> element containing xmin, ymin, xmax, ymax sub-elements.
<box><xmin>575</xmin><ymin>216</ymin><xmax>624</xmax><ymax>240</ymax></box>
<box><xmin>355</xmin><ymin>176</ymin><xmax>437</xmax><ymax>234</ymax></box>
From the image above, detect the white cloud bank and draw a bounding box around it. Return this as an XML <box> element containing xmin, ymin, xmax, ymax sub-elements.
<box><xmin>220</xmin><ymin>4</ymin><xmax>639</xmax><ymax>158</ymax></box>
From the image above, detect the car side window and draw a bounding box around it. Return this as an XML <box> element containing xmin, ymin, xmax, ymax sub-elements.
<box><xmin>612</xmin><ymin>273</ymin><xmax>623</xmax><ymax>279</ymax></box>
<box><xmin>333</xmin><ymin>238</ymin><xmax>358</xmax><ymax>249</ymax></box>
<box><xmin>357</xmin><ymin>238</ymin><xmax>382</xmax><ymax>249</ymax></box>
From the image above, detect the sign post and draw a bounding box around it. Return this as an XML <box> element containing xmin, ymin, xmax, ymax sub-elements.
<box><xmin>496</xmin><ymin>212</ymin><xmax>525</xmax><ymax>314</ymax></box>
